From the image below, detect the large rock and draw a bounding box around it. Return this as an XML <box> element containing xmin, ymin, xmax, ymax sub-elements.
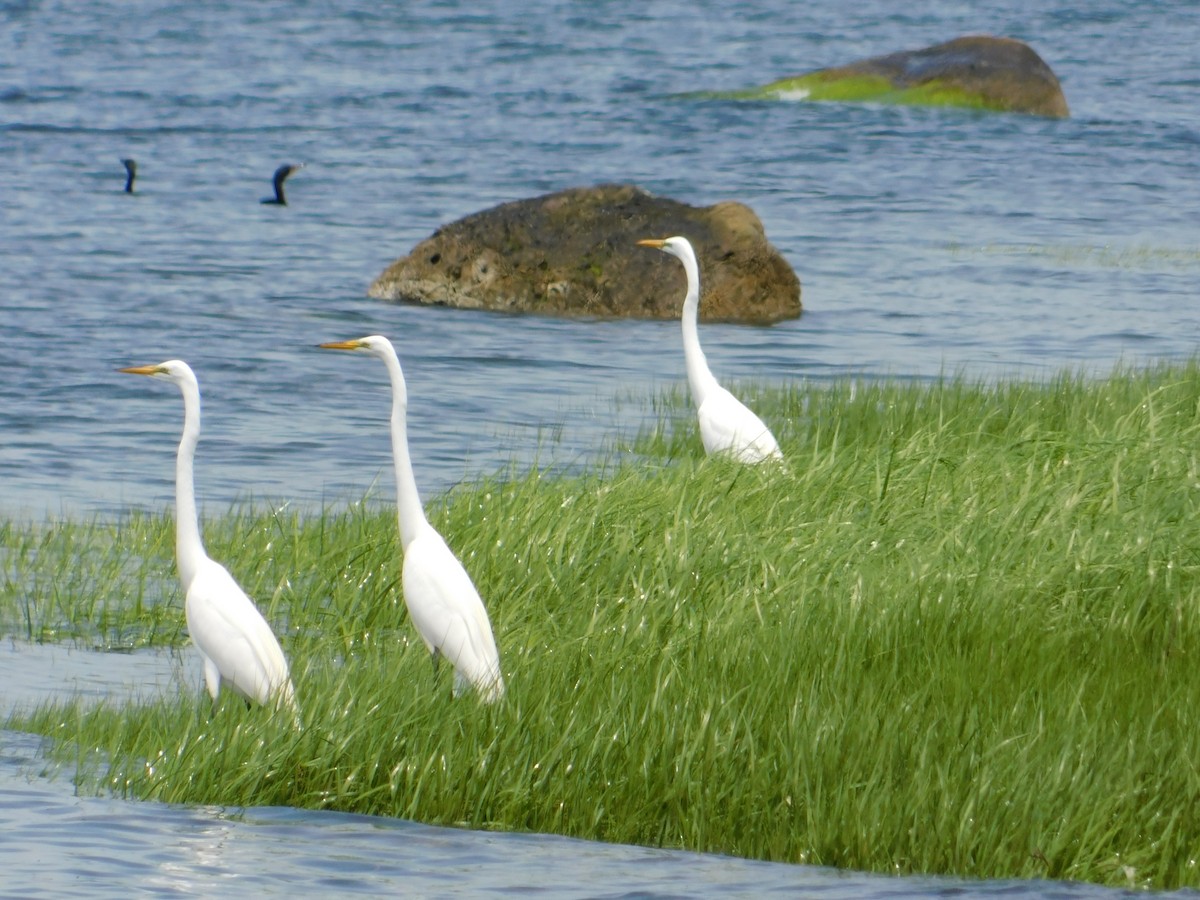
<box><xmin>724</xmin><ymin>35</ymin><xmax>1069</xmax><ymax>118</ymax></box>
<box><xmin>368</xmin><ymin>184</ymin><xmax>801</xmax><ymax>324</ymax></box>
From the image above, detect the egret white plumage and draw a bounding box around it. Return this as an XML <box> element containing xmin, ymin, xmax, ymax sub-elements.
<box><xmin>119</xmin><ymin>360</ymin><xmax>299</xmax><ymax>720</ymax></box>
<box><xmin>319</xmin><ymin>335</ymin><xmax>505</xmax><ymax>703</ymax></box>
<box><xmin>638</xmin><ymin>236</ymin><xmax>784</xmax><ymax>464</ymax></box>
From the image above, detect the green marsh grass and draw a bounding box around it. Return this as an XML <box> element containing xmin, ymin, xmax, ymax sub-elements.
<box><xmin>9</xmin><ymin>361</ymin><xmax>1200</xmax><ymax>889</ymax></box>
<box><xmin>0</xmin><ymin>511</ymin><xmax>179</xmax><ymax>646</ymax></box>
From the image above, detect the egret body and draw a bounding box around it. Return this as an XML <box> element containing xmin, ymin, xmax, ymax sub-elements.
<box><xmin>319</xmin><ymin>336</ymin><xmax>505</xmax><ymax>703</ymax></box>
<box><xmin>119</xmin><ymin>360</ymin><xmax>299</xmax><ymax>719</ymax></box>
<box><xmin>638</xmin><ymin>236</ymin><xmax>783</xmax><ymax>464</ymax></box>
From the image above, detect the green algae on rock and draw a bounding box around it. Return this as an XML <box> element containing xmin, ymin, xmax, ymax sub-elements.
<box><xmin>712</xmin><ymin>35</ymin><xmax>1069</xmax><ymax>118</ymax></box>
<box><xmin>368</xmin><ymin>184</ymin><xmax>801</xmax><ymax>324</ymax></box>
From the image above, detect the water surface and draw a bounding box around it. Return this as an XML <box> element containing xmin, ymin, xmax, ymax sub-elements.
<box><xmin>2</xmin><ymin>0</ymin><xmax>1197</xmax><ymax>519</ymax></box>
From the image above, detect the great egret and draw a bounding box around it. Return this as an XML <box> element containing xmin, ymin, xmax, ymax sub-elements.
<box><xmin>121</xmin><ymin>158</ymin><xmax>137</xmax><ymax>194</ymax></box>
<box><xmin>119</xmin><ymin>360</ymin><xmax>299</xmax><ymax>721</ymax></box>
<box><xmin>319</xmin><ymin>335</ymin><xmax>505</xmax><ymax>703</ymax></box>
<box><xmin>261</xmin><ymin>163</ymin><xmax>303</xmax><ymax>205</ymax></box>
<box><xmin>638</xmin><ymin>236</ymin><xmax>784</xmax><ymax>464</ymax></box>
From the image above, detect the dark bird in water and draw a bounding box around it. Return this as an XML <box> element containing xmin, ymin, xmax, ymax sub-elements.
<box><xmin>261</xmin><ymin>163</ymin><xmax>303</xmax><ymax>205</ymax></box>
<box><xmin>121</xmin><ymin>158</ymin><xmax>137</xmax><ymax>193</ymax></box>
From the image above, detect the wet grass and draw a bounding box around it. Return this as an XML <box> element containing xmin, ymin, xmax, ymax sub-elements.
<box><xmin>0</xmin><ymin>511</ymin><xmax>180</xmax><ymax>647</ymax></box>
<box><xmin>9</xmin><ymin>360</ymin><xmax>1200</xmax><ymax>889</ymax></box>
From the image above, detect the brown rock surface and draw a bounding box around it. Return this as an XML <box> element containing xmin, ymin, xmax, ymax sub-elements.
<box><xmin>809</xmin><ymin>35</ymin><xmax>1069</xmax><ymax>117</ymax></box>
<box><xmin>368</xmin><ymin>184</ymin><xmax>801</xmax><ymax>324</ymax></box>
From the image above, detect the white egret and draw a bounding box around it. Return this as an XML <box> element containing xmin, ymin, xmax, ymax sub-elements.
<box><xmin>638</xmin><ymin>236</ymin><xmax>784</xmax><ymax>464</ymax></box>
<box><xmin>119</xmin><ymin>360</ymin><xmax>299</xmax><ymax>720</ymax></box>
<box><xmin>319</xmin><ymin>336</ymin><xmax>505</xmax><ymax>703</ymax></box>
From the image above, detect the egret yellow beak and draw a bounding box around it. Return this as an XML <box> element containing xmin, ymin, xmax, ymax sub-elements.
<box><xmin>637</xmin><ymin>239</ymin><xmax>667</xmax><ymax>249</ymax></box>
<box><xmin>119</xmin><ymin>364</ymin><xmax>164</xmax><ymax>376</ymax></box>
<box><xmin>318</xmin><ymin>340</ymin><xmax>365</xmax><ymax>351</ymax></box>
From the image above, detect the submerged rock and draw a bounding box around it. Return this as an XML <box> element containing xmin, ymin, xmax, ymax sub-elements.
<box><xmin>722</xmin><ymin>35</ymin><xmax>1069</xmax><ymax>118</ymax></box>
<box><xmin>368</xmin><ymin>184</ymin><xmax>801</xmax><ymax>324</ymax></box>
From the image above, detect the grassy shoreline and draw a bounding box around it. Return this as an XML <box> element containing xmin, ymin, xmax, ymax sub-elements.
<box><xmin>6</xmin><ymin>362</ymin><xmax>1200</xmax><ymax>889</ymax></box>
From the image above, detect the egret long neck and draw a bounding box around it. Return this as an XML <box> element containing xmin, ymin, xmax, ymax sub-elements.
<box><xmin>174</xmin><ymin>378</ymin><xmax>207</xmax><ymax>590</ymax></box>
<box><xmin>382</xmin><ymin>350</ymin><xmax>427</xmax><ymax>550</ymax></box>
<box><xmin>679</xmin><ymin>250</ymin><xmax>719</xmax><ymax>408</ymax></box>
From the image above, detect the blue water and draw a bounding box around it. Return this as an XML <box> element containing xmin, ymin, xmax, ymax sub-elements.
<box><xmin>2</xmin><ymin>0</ymin><xmax>1199</xmax><ymax>894</ymax></box>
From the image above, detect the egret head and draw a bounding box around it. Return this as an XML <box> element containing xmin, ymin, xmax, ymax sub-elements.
<box><xmin>119</xmin><ymin>359</ymin><xmax>197</xmax><ymax>386</ymax></box>
<box><xmin>637</xmin><ymin>235</ymin><xmax>694</xmax><ymax>262</ymax></box>
<box><xmin>318</xmin><ymin>335</ymin><xmax>395</xmax><ymax>358</ymax></box>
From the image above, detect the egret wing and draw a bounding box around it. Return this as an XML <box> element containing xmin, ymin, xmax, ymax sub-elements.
<box><xmin>185</xmin><ymin>559</ymin><xmax>293</xmax><ymax>707</ymax></box>
<box><xmin>697</xmin><ymin>387</ymin><xmax>782</xmax><ymax>463</ymax></box>
<box><xmin>402</xmin><ymin>527</ymin><xmax>504</xmax><ymax>700</ymax></box>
